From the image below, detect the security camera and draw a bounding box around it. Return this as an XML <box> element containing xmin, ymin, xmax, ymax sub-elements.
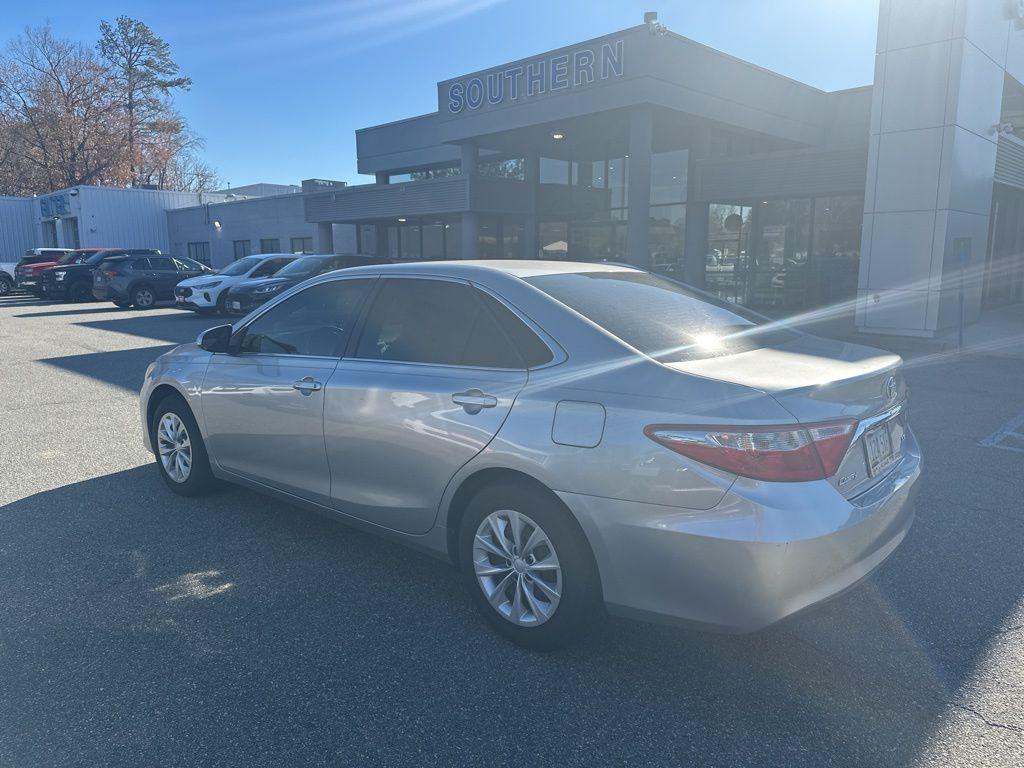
<box><xmin>69</xmin><ymin>189</ymin><xmax>78</xmax><ymax>196</ymax></box>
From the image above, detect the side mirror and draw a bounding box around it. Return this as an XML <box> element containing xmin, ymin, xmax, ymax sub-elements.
<box><xmin>197</xmin><ymin>324</ymin><xmax>233</xmax><ymax>353</ymax></box>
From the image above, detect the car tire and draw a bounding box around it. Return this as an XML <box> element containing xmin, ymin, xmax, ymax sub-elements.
<box><xmin>0</xmin><ymin>277</ymin><xmax>11</xmax><ymax>296</ymax></box>
<box><xmin>459</xmin><ymin>482</ymin><xmax>601</xmax><ymax>651</ymax></box>
<box><xmin>131</xmin><ymin>283</ymin><xmax>157</xmax><ymax>309</ymax></box>
<box><xmin>68</xmin><ymin>280</ymin><xmax>92</xmax><ymax>302</ymax></box>
<box><xmin>151</xmin><ymin>394</ymin><xmax>217</xmax><ymax>496</ymax></box>
<box><xmin>215</xmin><ymin>290</ymin><xmax>228</xmax><ymax>315</ymax></box>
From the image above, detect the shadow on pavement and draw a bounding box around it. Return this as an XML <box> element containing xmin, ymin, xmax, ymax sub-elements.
<box><xmin>75</xmin><ymin>311</ymin><xmax>221</xmax><ymax>344</ymax></box>
<box><xmin>2</xmin><ymin>439</ymin><xmax>1021</xmax><ymax>765</ymax></box>
<box><xmin>39</xmin><ymin>345</ymin><xmax>179</xmax><ymax>391</ymax></box>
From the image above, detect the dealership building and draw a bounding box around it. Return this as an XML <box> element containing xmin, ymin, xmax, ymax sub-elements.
<box><xmin>4</xmin><ymin>1</ymin><xmax>1024</xmax><ymax>338</ymax></box>
<box><xmin>301</xmin><ymin>1</ymin><xmax>1024</xmax><ymax>337</ymax></box>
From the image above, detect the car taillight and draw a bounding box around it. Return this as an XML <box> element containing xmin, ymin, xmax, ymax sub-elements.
<box><xmin>103</xmin><ymin>269</ymin><xmax>120</xmax><ymax>277</ymax></box>
<box><xmin>643</xmin><ymin>419</ymin><xmax>857</xmax><ymax>482</ymax></box>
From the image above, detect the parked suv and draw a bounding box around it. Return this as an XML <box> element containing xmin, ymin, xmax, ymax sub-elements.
<box><xmin>94</xmin><ymin>253</ymin><xmax>211</xmax><ymax>308</ymax></box>
<box><xmin>174</xmin><ymin>253</ymin><xmax>297</xmax><ymax>315</ymax></box>
<box><xmin>14</xmin><ymin>248</ymin><xmax>73</xmax><ymax>296</ymax></box>
<box><xmin>42</xmin><ymin>249</ymin><xmax>138</xmax><ymax>304</ymax></box>
<box><xmin>223</xmin><ymin>254</ymin><xmax>388</xmax><ymax>315</ymax></box>
<box><xmin>39</xmin><ymin>248</ymin><xmax>115</xmax><ymax>301</ymax></box>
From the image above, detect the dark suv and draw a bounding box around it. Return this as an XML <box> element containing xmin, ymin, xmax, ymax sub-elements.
<box><xmin>93</xmin><ymin>253</ymin><xmax>211</xmax><ymax>308</ymax></box>
<box><xmin>40</xmin><ymin>249</ymin><xmax>128</xmax><ymax>301</ymax></box>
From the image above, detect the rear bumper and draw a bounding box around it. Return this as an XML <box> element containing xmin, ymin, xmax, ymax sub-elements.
<box><xmin>559</xmin><ymin>431</ymin><xmax>922</xmax><ymax>632</ymax></box>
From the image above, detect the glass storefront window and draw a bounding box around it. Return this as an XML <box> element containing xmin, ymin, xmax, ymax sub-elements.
<box><xmin>358</xmin><ymin>224</ymin><xmax>377</xmax><ymax>255</ymax></box>
<box><xmin>707</xmin><ymin>204</ymin><xmax>753</xmax><ymax>305</ymax></box>
<box><xmin>479</xmin><ymin>215</ymin><xmax>501</xmax><ymax>259</ymax></box>
<box><xmin>422</xmin><ymin>221</ymin><xmax>445</xmax><ymax>259</ymax></box>
<box><xmin>750</xmin><ymin>199</ymin><xmax>812</xmax><ymax>311</ymax></box>
<box><xmin>649</xmin><ymin>204</ymin><xmax>686</xmax><ymax>276</ymax></box>
<box><xmin>608</xmin><ymin>157</ymin><xmax>628</xmax><ymax>209</ymax></box>
<box><xmin>479</xmin><ymin>158</ymin><xmax>525</xmax><ymax>180</ymax></box>
<box><xmin>539</xmin><ymin>221</ymin><xmax>568</xmax><ymax>259</ymax></box>
<box><xmin>650</xmin><ymin>149</ymin><xmax>689</xmax><ymax>205</ymax></box>
<box><xmin>445</xmin><ymin>220</ymin><xmax>461</xmax><ymax>259</ymax></box>
<box><xmin>812</xmin><ymin>196</ymin><xmax>863</xmax><ymax>306</ymax></box>
<box><xmin>540</xmin><ymin>158</ymin><xmax>570</xmax><ymax>185</ymax></box>
<box><xmin>502</xmin><ymin>217</ymin><xmax>525</xmax><ymax>259</ymax></box>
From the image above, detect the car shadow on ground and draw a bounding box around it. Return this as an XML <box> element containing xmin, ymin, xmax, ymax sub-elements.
<box><xmin>74</xmin><ymin>311</ymin><xmax>224</xmax><ymax>344</ymax></box>
<box><xmin>2</xmin><ymin>441</ymin><xmax>1021</xmax><ymax>765</ymax></box>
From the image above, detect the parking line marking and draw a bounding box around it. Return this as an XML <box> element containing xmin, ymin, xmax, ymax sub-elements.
<box><xmin>979</xmin><ymin>409</ymin><xmax>1024</xmax><ymax>454</ymax></box>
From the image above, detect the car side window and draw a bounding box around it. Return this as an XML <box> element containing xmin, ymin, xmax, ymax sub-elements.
<box><xmin>354</xmin><ymin>278</ymin><xmax>530</xmax><ymax>368</ymax></box>
<box><xmin>131</xmin><ymin>258</ymin><xmax>152</xmax><ymax>270</ymax></box>
<box><xmin>239</xmin><ymin>279</ymin><xmax>374</xmax><ymax>357</ymax></box>
<box><xmin>149</xmin><ymin>256</ymin><xmax>176</xmax><ymax>271</ymax></box>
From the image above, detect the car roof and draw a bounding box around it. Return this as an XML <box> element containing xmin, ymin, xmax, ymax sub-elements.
<box><xmin>334</xmin><ymin>259</ymin><xmax>643</xmax><ymax>280</ymax></box>
<box><xmin>254</xmin><ymin>253</ymin><xmax>299</xmax><ymax>259</ymax></box>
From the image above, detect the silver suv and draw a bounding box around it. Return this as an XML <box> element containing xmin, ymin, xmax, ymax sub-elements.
<box><xmin>140</xmin><ymin>261</ymin><xmax>921</xmax><ymax>649</ymax></box>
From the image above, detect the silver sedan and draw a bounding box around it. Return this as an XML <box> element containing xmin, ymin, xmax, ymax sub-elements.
<box><xmin>140</xmin><ymin>261</ymin><xmax>921</xmax><ymax>650</ymax></box>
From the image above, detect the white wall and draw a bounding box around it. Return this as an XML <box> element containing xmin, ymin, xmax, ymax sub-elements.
<box><xmin>0</xmin><ymin>196</ymin><xmax>35</xmax><ymax>278</ymax></box>
<box><xmin>858</xmin><ymin>0</ymin><xmax>1024</xmax><ymax>336</ymax></box>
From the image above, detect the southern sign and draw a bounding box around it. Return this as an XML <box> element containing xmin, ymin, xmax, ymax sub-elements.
<box><xmin>445</xmin><ymin>39</ymin><xmax>625</xmax><ymax>114</ymax></box>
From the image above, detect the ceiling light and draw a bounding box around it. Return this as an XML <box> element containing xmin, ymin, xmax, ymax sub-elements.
<box><xmin>397</xmin><ymin>217</ymin><xmax>406</xmax><ymax>223</ymax></box>
<box><xmin>212</xmin><ymin>220</ymin><xmax>222</xmax><ymax>228</ymax></box>
<box><xmin>552</xmin><ymin>132</ymin><xmax>565</xmax><ymax>140</ymax></box>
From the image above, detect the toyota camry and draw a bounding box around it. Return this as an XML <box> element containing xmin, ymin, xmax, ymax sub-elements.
<box><xmin>139</xmin><ymin>261</ymin><xmax>921</xmax><ymax>650</ymax></box>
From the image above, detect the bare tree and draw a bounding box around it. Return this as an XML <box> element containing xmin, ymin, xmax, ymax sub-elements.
<box><xmin>0</xmin><ymin>25</ymin><xmax>123</xmax><ymax>194</ymax></box>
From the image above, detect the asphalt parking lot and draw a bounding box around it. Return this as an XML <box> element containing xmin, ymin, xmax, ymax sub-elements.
<box><xmin>1</xmin><ymin>293</ymin><xmax>1022</xmax><ymax>767</ymax></box>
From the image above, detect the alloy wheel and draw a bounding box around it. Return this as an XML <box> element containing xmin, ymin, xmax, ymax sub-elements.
<box><xmin>473</xmin><ymin>509</ymin><xmax>562</xmax><ymax>626</ymax></box>
<box><xmin>135</xmin><ymin>288</ymin><xmax>155</xmax><ymax>307</ymax></box>
<box><xmin>157</xmin><ymin>413</ymin><xmax>192</xmax><ymax>483</ymax></box>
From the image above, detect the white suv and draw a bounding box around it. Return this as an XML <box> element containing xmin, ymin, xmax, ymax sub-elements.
<box><xmin>173</xmin><ymin>254</ymin><xmax>297</xmax><ymax>314</ymax></box>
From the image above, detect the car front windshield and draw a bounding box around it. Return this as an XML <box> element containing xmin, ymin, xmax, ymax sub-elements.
<box><xmin>524</xmin><ymin>270</ymin><xmax>798</xmax><ymax>363</ymax></box>
<box><xmin>273</xmin><ymin>257</ymin><xmax>321</xmax><ymax>279</ymax></box>
<box><xmin>219</xmin><ymin>255</ymin><xmax>263</xmax><ymax>276</ymax></box>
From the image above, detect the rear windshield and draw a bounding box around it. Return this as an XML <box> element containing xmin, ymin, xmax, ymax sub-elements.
<box><xmin>523</xmin><ymin>271</ymin><xmax>798</xmax><ymax>363</ymax></box>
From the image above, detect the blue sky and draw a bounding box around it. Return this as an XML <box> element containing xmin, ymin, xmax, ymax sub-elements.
<box><xmin>0</xmin><ymin>0</ymin><xmax>880</xmax><ymax>187</ymax></box>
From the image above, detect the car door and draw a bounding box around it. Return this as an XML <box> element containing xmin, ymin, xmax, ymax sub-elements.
<box><xmin>202</xmin><ymin>277</ymin><xmax>377</xmax><ymax>504</ymax></box>
<box><xmin>324</xmin><ymin>277</ymin><xmax>534</xmax><ymax>535</ymax></box>
<box><xmin>145</xmin><ymin>255</ymin><xmax>180</xmax><ymax>299</ymax></box>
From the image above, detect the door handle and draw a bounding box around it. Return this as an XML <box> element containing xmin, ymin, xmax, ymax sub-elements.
<box><xmin>452</xmin><ymin>389</ymin><xmax>498</xmax><ymax>414</ymax></box>
<box><xmin>292</xmin><ymin>377</ymin><xmax>323</xmax><ymax>395</ymax></box>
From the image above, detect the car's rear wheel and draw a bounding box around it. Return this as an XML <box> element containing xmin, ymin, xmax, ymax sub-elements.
<box><xmin>132</xmin><ymin>284</ymin><xmax>156</xmax><ymax>309</ymax></box>
<box><xmin>151</xmin><ymin>395</ymin><xmax>216</xmax><ymax>496</ymax></box>
<box><xmin>68</xmin><ymin>280</ymin><xmax>91</xmax><ymax>302</ymax></box>
<box><xmin>0</xmin><ymin>277</ymin><xmax>11</xmax><ymax>296</ymax></box>
<box><xmin>459</xmin><ymin>482</ymin><xmax>600</xmax><ymax>651</ymax></box>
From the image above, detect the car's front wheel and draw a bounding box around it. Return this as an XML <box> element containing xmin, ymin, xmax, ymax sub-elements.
<box><xmin>0</xmin><ymin>277</ymin><xmax>11</xmax><ymax>296</ymax></box>
<box><xmin>151</xmin><ymin>395</ymin><xmax>217</xmax><ymax>496</ymax></box>
<box><xmin>459</xmin><ymin>482</ymin><xmax>600</xmax><ymax>651</ymax></box>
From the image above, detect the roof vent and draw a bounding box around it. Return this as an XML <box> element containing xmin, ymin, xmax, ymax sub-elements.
<box><xmin>644</xmin><ymin>11</ymin><xmax>658</xmax><ymax>23</ymax></box>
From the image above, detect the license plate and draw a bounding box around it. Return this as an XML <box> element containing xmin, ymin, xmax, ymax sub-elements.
<box><xmin>230</xmin><ymin>301</ymin><xmax>241</xmax><ymax>310</ymax></box>
<box><xmin>864</xmin><ymin>422</ymin><xmax>897</xmax><ymax>477</ymax></box>
<box><xmin>175</xmin><ymin>295</ymin><xmax>184</xmax><ymax>303</ymax></box>
<box><xmin>94</xmin><ymin>275</ymin><xmax>102</xmax><ymax>283</ymax></box>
